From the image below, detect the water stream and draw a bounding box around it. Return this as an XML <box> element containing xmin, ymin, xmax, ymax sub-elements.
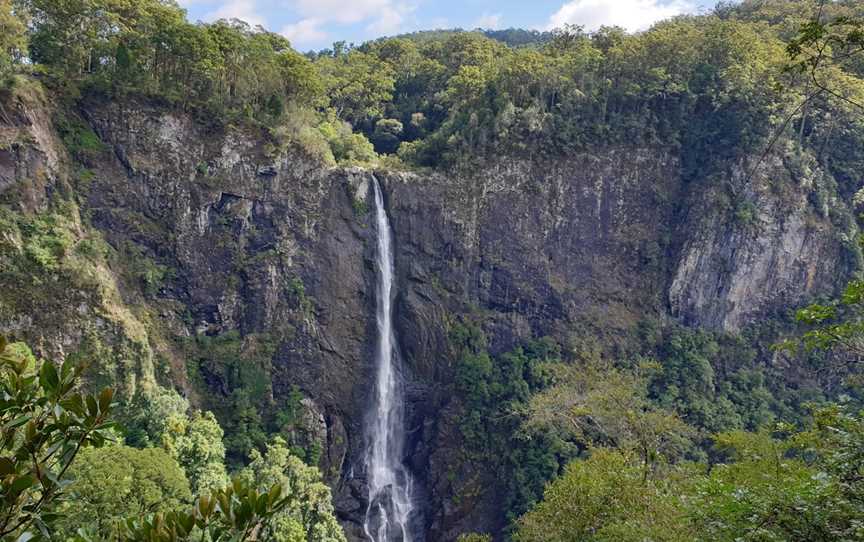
<box><xmin>363</xmin><ymin>176</ymin><xmax>416</xmax><ymax>542</ymax></box>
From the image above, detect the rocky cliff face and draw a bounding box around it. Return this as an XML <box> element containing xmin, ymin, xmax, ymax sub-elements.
<box><xmin>0</xmin><ymin>87</ymin><xmax>858</xmax><ymax>540</ymax></box>
<box><xmin>669</xmin><ymin>153</ymin><xmax>857</xmax><ymax>332</ymax></box>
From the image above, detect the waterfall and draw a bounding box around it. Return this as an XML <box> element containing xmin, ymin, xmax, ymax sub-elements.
<box><xmin>363</xmin><ymin>176</ymin><xmax>416</xmax><ymax>542</ymax></box>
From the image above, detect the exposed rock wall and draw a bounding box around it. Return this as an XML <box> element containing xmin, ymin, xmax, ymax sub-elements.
<box><xmin>0</xmin><ymin>88</ymin><xmax>857</xmax><ymax>539</ymax></box>
<box><xmin>669</xmin><ymin>154</ymin><xmax>856</xmax><ymax>331</ymax></box>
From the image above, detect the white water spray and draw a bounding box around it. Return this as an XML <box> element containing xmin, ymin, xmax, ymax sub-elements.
<box><xmin>363</xmin><ymin>176</ymin><xmax>416</xmax><ymax>542</ymax></box>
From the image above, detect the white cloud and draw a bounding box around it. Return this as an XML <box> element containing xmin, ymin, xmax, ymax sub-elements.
<box><xmin>546</xmin><ymin>0</ymin><xmax>695</xmax><ymax>32</ymax></box>
<box><xmin>192</xmin><ymin>0</ymin><xmax>414</xmax><ymax>48</ymax></box>
<box><xmin>288</xmin><ymin>0</ymin><xmax>414</xmax><ymax>38</ymax></box>
<box><xmin>366</xmin><ymin>6</ymin><xmax>405</xmax><ymax>35</ymax></box>
<box><xmin>281</xmin><ymin>18</ymin><xmax>329</xmax><ymax>46</ymax></box>
<box><xmin>474</xmin><ymin>12</ymin><xmax>502</xmax><ymax>30</ymax></box>
<box><xmin>293</xmin><ymin>0</ymin><xmax>393</xmax><ymax>25</ymax></box>
<box><xmin>204</xmin><ymin>0</ymin><xmax>265</xmax><ymax>26</ymax></box>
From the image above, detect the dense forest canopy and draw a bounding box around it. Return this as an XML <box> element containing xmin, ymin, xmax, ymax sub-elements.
<box><xmin>1</xmin><ymin>0</ymin><xmax>862</xmax><ymax>173</ymax></box>
<box><xmin>2</xmin><ymin>0</ymin><xmax>864</xmax><ymax>540</ymax></box>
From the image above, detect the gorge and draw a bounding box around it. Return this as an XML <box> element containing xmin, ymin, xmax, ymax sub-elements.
<box><xmin>1</xmin><ymin>88</ymin><xmax>857</xmax><ymax>539</ymax></box>
<box><xmin>1</xmin><ymin>1</ymin><xmax>864</xmax><ymax>539</ymax></box>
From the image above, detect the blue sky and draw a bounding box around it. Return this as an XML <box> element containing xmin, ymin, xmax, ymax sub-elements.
<box><xmin>180</xmin><ymin>0</ymin><xmax>718</xmax><ymax>52</ymax></box>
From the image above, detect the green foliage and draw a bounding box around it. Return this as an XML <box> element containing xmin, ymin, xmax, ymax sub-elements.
<box><xmin>451</xmin><ymin>321</ymin><xmax>571</xmax><ymax>520</ymax></box>
<box><xmin>451</xmin><ymin>318</ymin><xmax>788</xmax><ymax>528</ymax></box>
<box><xmin>313</xmin><ymin>6</ymin><xmax>864</xmax><ymax>178</ymax></box>
<box><xmin>323</xmin><ymin>17</ymin><xmax>805</xmax><ymax>169</ymax></box>
<box><xmin>0</xmin><ymin>201</ymin><xmax>161</xmax><ymax>403</ymax></box>
<box><xmin>55</xmin><ymin>114</ymin><xmax>106</xmax><ymax>164</ymax></box>
<box><xmin>515</xmin><ymin>448</ymin><xmax>695</xmax><ymax>542</ymax></box>
<box><xmin>652</xmin><ymin>330</ymin><xmax>739</xmax><ymax>432</ymax></box>
<box><xmin>18</xmin><ymin>0</ymin><xmax>324</xmax><ymax>125</ymax></box>
<box><xmin>56</xmin><ymin>444</ymin><xmax>192</xmax><ymax>538</ymax></box>
<box><xmin>315</xmin><ymin>50</ymin><xmax>396</xmax><ymax>127</ymax></box>
<box><xmin>789</xmin><ymin>279</ymin><xmax>864</xmax><ymax>360</ymax></box>
<box><xmin>0</xmin><ymin>337</ymin><xmax>115</xmax><ymax>540</ymax></box>
<box><xmin>6</xmin><ymin>0</ymin><xmax>862</xmax><ymax>178</ymax></box>
<box><xmin>787</xmin><ymin>3</ymin><xmax>864</xmax><ymax>89</ymax></box>
<box><xmin>116</xmin><ymin>477</ymin><xmax>296</xmax><ymax>542</ymax></box>
<box><xmin>317</xmin><ymin>118</ymin><xmax>377</xmax><ymax>164</ymax></box>
<box><xmin>272</xmin><ymin>386</ymin><xmax>304</xmax><ymax>431</ymax></box>
<box><xmin>516</xmin><ymin>284</ymin><xmax>864</xmax><ymax>542</ymax></box>
<box><xmin>689</xmin><ymin>429</ymin><xmax>842</xmax><ymax>541</ymax></box>
<box><xmin>120</xmin><ymin>387</ymin><xmax>230</xmax><ymax>495</ymax></box>
<box><xmin>121</xmin><ymin>242</ymin><xmax>174</xmax><ymax>298</ymax></box>
<box><xmin>505</xmin><ymin>316</ymin><xmax>843</xmax><ymax>538</ymax></box>
<box><xmin>181</xmin><ymin>332</ymin><xmax>307</xmax><ymax>466</ymax></box>
<box><xmin>0</xmin><ymin>338</ymin><xmax>345</xmax><ymax>541</ymax></box>
<box><xmin>518</xmin><ymin>409</ymin><xmax>864</xmax><ymax>542</ymax></box>
<box><xmin>22</xmin><ymin>219</ymin><xmax>75</xmax><ymax>271</ymax></box>
<box><xmin>239</xmin><ymin>437</ymin><xmax>345</xmax><ymax>542</ymax></box>
<box><xmin>650</xmin><ymin>329</ymin><xmax>777</xmax><ymax>433</ymax></box>
<box><xmin>162</xmin><ymin>411</ymin><xmax>229</xmax><ymax>494</ymax></box>
<box><xmin>121</xmin><ymin>387</ymin><xmax>190</xmax><ymax>448</ymax></box>
<box><xmin>0</xmin><ymin>207</ymin><xmax>78</xmax><ymax>272</ymax></box>
<box><xmin>371</xmin><ymin>118</ymin><xmax>404</xmax><ymax>154</ymax></box>
<box><xmin>0</xmin><ymin>0</ymin><xmax>27</xmax><ymax>80</ymax></box>
<box><xmin>527</xmin><ymin>360</ymin><xmax>695</xmax><ymax>481</ymax></box>
<box><xmin>795</xmin><ymin>405</ymin><xmax>864</xmax><ymax>541</ymax></box>
<box><xmin>482</xmin><ymin>29</ymin><xmax>552</xmax><ymax>48</ymax></box>
<box><xmin>4</xmin><ymin>0</ymin><xmax>863</xmax><ymax>176</ymax></box>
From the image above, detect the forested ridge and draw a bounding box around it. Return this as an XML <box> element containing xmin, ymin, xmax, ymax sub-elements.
<box><xmin>2</xmin><ymin>0</ymin><xmax>861</xmax><ymax>174</ymax></box>
<box><xmin>2</xmin><ymin>0</ymin><xmax>864</xmax><ymax>540</ymax></box>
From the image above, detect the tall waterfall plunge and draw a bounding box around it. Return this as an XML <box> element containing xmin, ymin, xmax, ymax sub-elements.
<box><xmin>363</xmin><ymin>176</ymin><xmax>417</xmax><ymax>542</ymax></box>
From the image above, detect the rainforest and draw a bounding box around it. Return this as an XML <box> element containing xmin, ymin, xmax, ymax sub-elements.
<box><xmin>1</xmin><ymin>0</ymin><xmax>864</xmax><ymax>540</ymax></box>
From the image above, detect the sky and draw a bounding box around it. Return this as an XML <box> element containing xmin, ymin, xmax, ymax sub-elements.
<box><xmin>179</xmin><ymin>0</ymin><xmax>718</xmax><ymax>52</ymax></box>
